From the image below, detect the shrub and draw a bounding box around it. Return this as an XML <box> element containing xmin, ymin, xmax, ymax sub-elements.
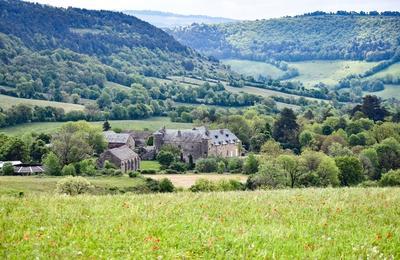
<box><xmin>79</xmin><ymin>159</ymin><xmax>97</xmax><ymax>176</ymax></box>
<box><xmin>159</xmin><ymin>178</ymin><xmax>175</xmax><ymax>192</ymax></box>
<box><xmin>140</xmin><ymin>169</ymin><xmax>157</xmax><ymax>175</ymax></box>
<box><xmin>195</xmin><ymin>158</ymin><xmax>218</xmax><ymax>173</ymax></box>
<box><xmin>56</xmin><ymin>176</ymin><xmax>93</xmax><ymax>195</ymax></box>
<box><xmin>164</xmin><ymin>169</ymin><xmax>180</xmax><ymax>174</ymax></box>
<box><xmin>217</xmin><ymin>161</ymin><xmax>225</xmax><ymax>174</ymax></box>
<box><xmin>380</xmin><ymin>170</ymin><xmax>400</xmax><ymax>186</ymax></box>
<box><xmin>169</xmin><ymin>161</ymin><xmax>187</xmax><ymax>173</ymax></box>
<box><xmin>1</xmin><ymin>162</ymin><xmax>14</xmax><ymax>176</ymax></box>
<box><xmin>128</xmin><ymin>171</ymin><xmax>141</xmax><ymax>178</ymax></box>
<box><xmin>216</xmin><ymin>179</ymin><xmax>244</xmax><ymax>191</ymax></box>
<box><xmin>111</xmin><ymin>170</ymin><xmax>123</xmax><ymax>176</ymax></box>
<box><xmin>358</xmin><ymin>180</ymin><xmax>379</xmax><ymax>187</ymax></box>
<box><xmin>62</xmin><ymin>164</ymin><xmax>76</xmax><ymax>176</ymax></box>
<box><xmin>246</xmin><ymin>163</ymin><xmax>287</xmax><ymax>190</ymax></box>
<box><xmin>243</xmin><ymin>154</ymin><xmax>259</xmax><ymax>174</ymax></box>
<box><xmin>144</xmin><ymin>178</ymin><xmax>160</xmax><ymax>192</ymax></box>
<box><xmin>104</xmin><ymin>160</ymin><xmax>117</xmax><ymax>169</ymax></box>
<box><xmin>190</xmin><ymin>179</ymin><xmax>217</xmax><ymax>192</ymax></box>
<box><xmin>227</xmin><ymin>157</ymin><xmax>243</xmax><ymax>173</ymax></box>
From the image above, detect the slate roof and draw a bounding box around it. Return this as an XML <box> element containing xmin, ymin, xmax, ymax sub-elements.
<box><xmin>108</xmin><ymin>145</ymin><xmax>139</xmax><ymax>161</ymax></box>
<box><xmin>104</xmin><ymin>131</ymin><xmax>131</xmax><ymax>144</ymax></box>
<box><xmin>155</xmin><ymin>127</ymin><xmax>240</xmax><ymax>145</ymax></box>
<box><xmin>14</xmin><ymin>165</ymin><xmax>45</xmax><ymax>174</ymax></box>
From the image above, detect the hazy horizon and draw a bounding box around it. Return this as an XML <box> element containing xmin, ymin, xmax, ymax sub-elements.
<box><xmin>26</xmin><ymin>0</ymin><xmax>400</xmax><ymax>20</ymax></box>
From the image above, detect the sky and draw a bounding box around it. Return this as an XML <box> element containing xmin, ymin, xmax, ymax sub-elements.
<box><xmin>26</xmin><ymin>0</ymin><xmax>400</xmax><ymax>20</ymax></box>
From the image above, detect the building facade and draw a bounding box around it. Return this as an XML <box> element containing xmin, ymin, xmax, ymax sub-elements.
<box><xmin>153</xmin><ymin>127</ymin><xmax>241</xmax><ymax>162</ymax></box>
<box><xmin>99</xmin><ymin>145</ymin><xmax>140</xmax><ymax>172</ymax></box>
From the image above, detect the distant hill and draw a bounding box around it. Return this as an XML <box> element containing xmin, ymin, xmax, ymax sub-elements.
<box><xmin>170</xmin><ymin>12</ymin><xmax>400</xmax><ymax>62</ymax></box>
<box><xmin>124</xmin><ymin>10</ymin><xmax>237</xmax><ymax>28</ymax></box>
<box><xmin>0</xmin><ymin>0</ymin><xmax>229</xmax><ymax>99</ymax></box>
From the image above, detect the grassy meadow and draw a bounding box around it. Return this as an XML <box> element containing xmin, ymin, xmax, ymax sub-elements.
<box><xmin>0</xmin><ymin>94</ymin><xmax>84</xmax><ymax>112</ymax></box>
<box><xmin>286</xmin><ymin>60</ymin><xmax>378</xmax><ymax>88</ymax></box>
<box><xmin>364</xmin><ymin>85</ymin><xmax>400</xmax><ymax>100</ymax></box>
<box><xmin>368</xmin><ymin>62</ymin><xmax>400</xmax><ymax>80</ymax></box>
<box><xmin>0</xmin><ymin>117</ymin><xmax>193</xmax><ymax>136</ymax></box>
<box><xmin>1</xmin><ymin>188</ymin><xmax>399</xmax><ymax>258</ymax></box>
<box><xmin>222</xmin><ymin>59</ymin><xmax>285</xmax><ymax>80</ymax></box>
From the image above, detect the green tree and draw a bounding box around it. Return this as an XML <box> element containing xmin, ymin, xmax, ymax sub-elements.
<box><xmin>277</xmin><ymin>154</ymin><xmax>302</xmax><ymax>188</ymax></box>
<box><xmin>335</xmin><ymin>156</ymin><xmax>364</xmax><ymax>186</ymax></box>
<box><xmin>159</xmin><ymin>178</ymin><xmax>175</xmax><ymax>192</ymax></box>
<box><xmin>1</xmin><ymin>162</ymin><xmax>15</xmax><ymax>176</ymax></box>
<box><xmin>217</xmin><ymin>161</ymin><xmax>225</xmax><ymax>174</ymax></box>
<box><xmin>62</xmin><ymin>164</ymin><xmax>76</xmax><ymax>176</ymax></box>
<box><xmin>243</xmin><ymin>153</ymin><xmax>259</xmax><ymax>175</ymax></box>
<box><xmin>380</xmin><ymin>170</ymin><xmax>400</xmax><ymax>186</ymax></box>
<box><xmin>156</xmin><ymin>151</ymin><xmax>175</xmax><ymax>168</ymax></box>
<box><xmin>103</xmin><ymin>121</ymin><xmax>111</xmax><ymax>131</ymax></box>
<box><xmin>43</xmin><ymin>152</ymin><xmax>61</xmax><ymax>176</ymax></box>
<box><xmin>273</xmin><ymin>108</ymin><xmax>299</xmax><ymax>150</ymax></box>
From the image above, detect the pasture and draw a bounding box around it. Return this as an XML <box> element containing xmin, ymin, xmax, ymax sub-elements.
<box><xmin>1</xmin><ymin>188</ymin><xmax>399</xmax><ymax>258</ymax></box>
<box><xmin>0</xmin><ymin>117</ymin><xmax>193</xmax><ymax>136</ymax></box>
<box><xmin>368</xmin><ymin>62</ymin><xmax>400</xmax><ymax>80</ymax></box>
<box><xmin>222</xmin><ymin>59</ymin><xmax>285</xmax><ymax>80</ymax></box>
<box><xmin>286</xmin><ymin>60</ymin><xmax>378</xmax><ymax>88</ymax></box>
<box><xmin>365</xmin><ymin>84</ymin><xmax>400</xmax><ymax>100</ymax></box>
<box><xmin>0</xmin><ymin>94</ymin><xmax>84</xmax><ymax>112</ymax></box>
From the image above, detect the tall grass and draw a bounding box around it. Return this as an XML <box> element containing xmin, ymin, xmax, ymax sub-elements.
<box><xmin>1</xmin><ymin>188</ymin><xmax>399</xmax><ymax>258</ymax></box>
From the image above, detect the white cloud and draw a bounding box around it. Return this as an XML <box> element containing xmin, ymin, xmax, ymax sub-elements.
<box><xmin>26</xmin><ymin>0</ymin><xmax>400</xmax><ymax>20</ymax></box>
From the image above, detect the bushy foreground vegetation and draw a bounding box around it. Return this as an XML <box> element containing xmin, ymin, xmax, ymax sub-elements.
<box><xmin>1</xmin><ymin>188</ymin><xmax>399</xmax><ymax>258</ymax></box>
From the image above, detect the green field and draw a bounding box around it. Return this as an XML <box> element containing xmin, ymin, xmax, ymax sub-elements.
<box><xmin>0</xmin><ymin>94</ymin><xmax>84</xmax><ymax>112</ymax></box>
<box><xmin>222</xmin><ymin>59</ymin><xmax>285</xmax><ymax>80</ymax></box>
<box><xmin>364</xmin><ymin>84</ymin><xmax>400</xmax><ymax>100</ymax></box>
<box><xmin>0</xmin><ymin>176</ymin><xmax>145</xmax><ymax>196</ymax></box>
<box><xmin>287</xmin><ymin>60</ymin><xmax>378</xmax><ymax>88</ymax></box>
<box><xmin>1</xmin><ymin>188</ymin><xmax>399</xmax><ymax>258</ymax></box>
<box><xmin>104</xmin><ymin>81</ymin><xmax>131</xmax><ymax>92</ymax></box>
<box><xmin>0</xmin><ymin>117</ymin><xmax>193</xmax><ymax>136</ymax></box>
<box><xmin>369</xmin><ymin>62</ymin><xmax>400</xmax><ymax>80</ymax></box>
<box><xmin>140</xmin><ymin>161</ymin><xmax>161</xmax><ymax>171</ymax></box>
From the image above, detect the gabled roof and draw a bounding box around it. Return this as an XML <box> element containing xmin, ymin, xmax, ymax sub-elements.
<box><xmin>154</xmin><ymin>127</ymin><xmax>240</xmax><ymax>145</ymax></box>
<box><xmin>104</xmin><ymin>131</ymin><xmax>131</xmax><ymax>144</ymax></box>
<box><xmin>209</xmin><ymin>129</ymin><xmax>240</xmax><ymax>145</ymax></box>
<box><xmin>108</xmin><ymin>146</ymin><xmax>139</xmax><ymax>161</ymax></box>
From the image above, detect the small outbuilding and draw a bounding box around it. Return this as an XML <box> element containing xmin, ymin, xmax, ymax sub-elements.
<box><xmin>103</xmin><ymin>131</ymin><xmax>135</xmax><ymax>150</ymax></box>
<box><xmin>99</xmin><ymin>145</ymin><xmax>140</xmax><ymax>172</ymax></box>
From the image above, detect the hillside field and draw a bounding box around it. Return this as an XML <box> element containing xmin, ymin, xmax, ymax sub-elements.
<box><xmin>368</xmin><ymin>62</ymin><xmax>400</xmax><ymax>80</ymax></box>
<box><xmin>0</xmin><ymin>94</ymin><xmax>84</xmax><ymax>112</ymax></box>
<box><xmin>0</xmin><ymin>117</ymin><xmax>193</xmax><ymax>136</ymax></box>
<box><xmin>364</xmin><ymin>84</ymin><xmax>400</xmax><ymax>100</ymax></box>
<box><xmin>222</xmin><ymin>59</ymin><xmax>285</xmax><ymax>80</ymax></box>
<box><xmin>286</xmin><ymin>60</ymin><xmax>378</xmax><ymax>88</ymax></box>
<box><xmin>1</xmin><ymin>188</ymin><xmax>399</xmax><ymax>258</ymax></box>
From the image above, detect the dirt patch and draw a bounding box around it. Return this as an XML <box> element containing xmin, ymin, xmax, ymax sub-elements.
<box><xmin>149</xmin><ymin>174</ymin><xmax>247</xmax><ymax>188</ymax></box>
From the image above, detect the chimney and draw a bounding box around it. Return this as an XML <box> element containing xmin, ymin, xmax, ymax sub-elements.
<box><xmin>220</xmin><ymin>129</ymin><xmax>224</xmax><ymax>134</ymax></box>
<box><xmin>177</xmin><ymin>130</ymin><xmax>181</xmax><ymax>137</ymax></box>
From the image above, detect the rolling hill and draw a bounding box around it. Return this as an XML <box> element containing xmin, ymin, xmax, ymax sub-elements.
<box><xmin>170</xmin><ymin>12</ymin><xmax>400</xmax><ymax>62</ymax></box>
<box><xmin>0</xmin><ymin>0</ymin><xmax>229</xmax><ymax>94</ymax></box>
<box><xmin>123</xmin><ymin>10</ymin><xmax>237</xmax><ymax>28</ymax></box>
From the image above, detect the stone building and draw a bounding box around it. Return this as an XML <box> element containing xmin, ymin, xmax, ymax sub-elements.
<box><xmin>99</xmin><ymin>145</ymin><xmax>140</xmax><ymax>172</ymax></box>
<box><xmin>103</xmin><ymin>131</ymin><xmax>135</xmax><ymax>150</ymax></box>
<box><xmin>153</xmin><ymin>127</ymin><xmax>241</xmax><ymax>162</ymax></box>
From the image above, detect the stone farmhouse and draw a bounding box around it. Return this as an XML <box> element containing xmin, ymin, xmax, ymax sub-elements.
<box><xmin>153</xmin><ymin>126</ymin><xmax>241</xmax><ymax>162</ymax></box>
<box><xmin>99</xmin><ymin>131</ymin><xmax>140</xmax><ymax>172</ymax></box>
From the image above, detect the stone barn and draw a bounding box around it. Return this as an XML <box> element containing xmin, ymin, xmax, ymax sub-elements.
<box><xmin>99</xmin><ymin>145</ymin><xmax>140</xmax><ymax>172</ymax></box>
<box><xmin>153</xmin><ymin>126</ymin><xmax>241</xmax><ymax>162</ymax></box>
<box><xmin>103</xmin><ymin>131</ymin><xmax>135</xmax><ymax>150</ymax></box>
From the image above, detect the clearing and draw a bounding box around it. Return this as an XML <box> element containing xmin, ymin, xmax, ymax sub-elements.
<box><xmin>287</xmin><ymin>60</ymin><xmax>378</xmax><ymax>88</ymax></box>
<box><xmin>222</xmin><ymin>59</ymin><xmax>285</xmax><ymax>80</ymax></box>
<box><xmin>0</xmin><ymin>94</ymin><xmax>84</xmax><ymax>112</ymax></box>
<box><xmin>0</xmin><ymin>117</ymin><xmax>193</xmax><ymax>136</ymax></box>
<box><xmin>1</xmin><ymin>188</ymin><xmax>399</xmax><ymax>258</ymax></box>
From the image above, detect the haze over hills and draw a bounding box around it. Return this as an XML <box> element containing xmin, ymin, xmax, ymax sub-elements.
<box><xmin>123</xmin><ymin>10</ymin><xmax>238</xmax><ymax>28</ymax></box>
<box><xmin>170</xmin><ymin>12</ymin><xmax>400</xmax><ymax>62</ymax></box>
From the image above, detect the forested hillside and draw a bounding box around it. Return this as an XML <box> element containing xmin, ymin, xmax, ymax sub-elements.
<box><xmin>0</xmin><ymin>0</ymin><xmax>229</xmax><ymax>88</ymax></box>
<box><xmin>170</xmin><ymin>12</ymin><xmax>400</xmax><ymax>62</ymax></box>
